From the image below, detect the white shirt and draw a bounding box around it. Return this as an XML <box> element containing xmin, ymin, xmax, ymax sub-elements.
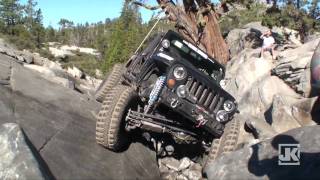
<box><xmin>262</xmin><ymin>36</ymin><xmax>275</xmax><ymax>48</ymax></box>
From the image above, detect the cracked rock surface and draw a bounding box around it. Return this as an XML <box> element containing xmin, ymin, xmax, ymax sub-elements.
<box><xmin>0</xmin><ymin>56</ymin><xmax>160</xmax><ymax>179</ymax></box>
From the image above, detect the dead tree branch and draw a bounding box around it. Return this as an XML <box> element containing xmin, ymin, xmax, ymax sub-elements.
<box><xmin>132</xmin><ymin>0</ymin><xmax>230</xmax><ymax>65</ymax></box>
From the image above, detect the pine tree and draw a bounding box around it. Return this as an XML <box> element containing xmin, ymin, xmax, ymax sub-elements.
<box><xmin>32</xmin><ymin>8</ymin><xmax>44</xmax><ymax>48</ymax></box>
<box><xmin>103</xmin><ymin>1</ymin><xmax>145</xmax><ymax>72</ymax></box>
<box><xmin>0</xmin><ymin>0</ymin><xmax>22</xmax><ymax>35</ymax></box>
<box><xmin>58</xmin><ymin>18</ymin><xmax>74</xmax><ymax>44</ymax></box>
<box><xmin>46</xmin><ymin>25</ymin><xmax>56</xmax><ymax>42</ymax></box>
<box><xmin>309</xmin><ymin>0</ymin><xmax>320</xmax><ymax>19</ymax></box>
<box><xmin>25</xmin><ymin>0</ymin><xmax>37</xmax><ymax>30</ymax></box>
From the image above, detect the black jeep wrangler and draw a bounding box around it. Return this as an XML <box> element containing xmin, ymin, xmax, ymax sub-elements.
<box><xmin>95</xmin><ymin>30</ymin><xmax>240</xmax><ymax>164</ymax></box>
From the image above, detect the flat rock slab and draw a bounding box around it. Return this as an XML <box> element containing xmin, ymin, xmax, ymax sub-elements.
<box><xmin>204</xmin><ymin>126</ymin><xmax>320</xmax><ymax>180</ymax></box>
<box><xmin>0</xmin><ymin>55</ymin><xmax>160</xmax><ymax>179</ymax></box>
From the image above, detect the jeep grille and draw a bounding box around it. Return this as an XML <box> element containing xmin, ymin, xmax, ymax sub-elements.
<box><xmin>185</xmin><ymin>77</ymin><xmax>224</xmax><ymax>113</ymax></box>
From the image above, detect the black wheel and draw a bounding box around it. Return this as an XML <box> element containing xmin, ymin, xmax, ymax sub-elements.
<box><xmin>95</xmin><ymin>64</ymin><xmax>125</xmax><ymax>102</ymax></box>
<box><xmin>95</xmin><ymin>85</ymin><xmax>136</xmax><ymax>151</ymax></box>
<box><xmin>203</xmin><ymin>118</ymin><xmax>240</xmax><ymax>168</ymax></box>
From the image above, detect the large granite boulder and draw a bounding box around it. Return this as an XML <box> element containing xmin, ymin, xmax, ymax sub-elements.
<box><xmin>272</xmin><ymin>38</ymin><xmax>320</xmax><ymax>96</ymax></box>
<box><xmin>226</xmin><ymin>22</ymin><xmax>269</xmax><ymax>58</ymax></box>
<box><xmin>204</xmin><ymin>125</ymin><xmax>320</xmax><ymax>180</ymax></box>
<box><xmin>0</xmin><ymin>123</ymin><xmax>47</xmax><ymax>180</ymax></box>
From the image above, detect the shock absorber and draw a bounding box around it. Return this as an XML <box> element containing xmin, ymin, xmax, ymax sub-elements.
<box><xmin>145</xmin><ymin>76</ymin><xmax>166</xmax><ymax>113</ymax></box>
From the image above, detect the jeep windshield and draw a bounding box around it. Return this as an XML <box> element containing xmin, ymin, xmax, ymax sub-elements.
<box><xmin>169</xmin><ymin>39</ymin><xmax>225</xmax><ymax>81</ymax></box>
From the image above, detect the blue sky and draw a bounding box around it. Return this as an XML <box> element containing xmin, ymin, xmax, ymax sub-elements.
<box><xmin>20</xmin><ymin>0</ymin><xmax>159</xmax><ymax>28</ymax></box>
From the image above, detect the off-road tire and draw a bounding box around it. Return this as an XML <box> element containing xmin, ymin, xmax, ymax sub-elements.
<box><xmin>96</xmin><ymin>85</ymin><xmax>135</xmax><ymax>151</ymax></box>
<box><xmin>95</xmin><ymin>64</ymin><xmax>125</xmax><ymax>102</ymax></box>
<box><xmin>204</xmin><ymin>118</ymin><xmax>240</xmax><ymax>167</ymax></box>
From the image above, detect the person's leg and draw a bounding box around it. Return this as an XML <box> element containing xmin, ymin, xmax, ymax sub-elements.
<box><xmin>260</xmin><ymin>48</ymin><xmax>265</xmax><ymax>58</ymax></box>
<box><xmin>271</xmin><ymin>47</ymin><xmax>276</xmax><ymax>60</ymax></box>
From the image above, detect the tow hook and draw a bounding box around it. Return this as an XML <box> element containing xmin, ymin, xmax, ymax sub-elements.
<box><xmin>170</xmin><ymin>98</ymin><xmax>179</xmax><ymax>108</ymax></box>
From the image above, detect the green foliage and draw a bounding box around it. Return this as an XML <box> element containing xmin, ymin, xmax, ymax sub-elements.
<box><xmin>37</xmin><ymin>47</ymin><xmax>55</xmax><ymax>60</ymax></box>
<box><xmin>24</xmin><ymin>0</ymin><xmax>37</xmax><ymax>30</ymax></box>
<box><xmin>262</xmin><ymin>1</ymin><xmax>320</xmax><ymax>40</ymax></box>
<box><xmin>103</xmin><ymin>1</ymin><xmax>145</xmax><ymax>72</ymax></box>
<box><xmin>219</xmin><ymin>3</ymin><xmax>267</xmax><ymax>34</ymax></box>
<box><xmin>309</xmin><ymin>0</ymin><xmax>320</xmax><ymax>19</ymax></box>
<box><xmin>219</xmin><ymin>1</ymin><xmax>319</xmax><ymax>41</ymax></box>
<box><xmin>0</xmin><ymin>0</ymin><xmax>22</xmax><ymax>35</ymax></box>
<box><xmin>45</xmin><ymin>25</ymin><xmax>56</xmax><ymax>42</ymax></box>
<box><xmin>59</xmin><ymin>53</ymin><xmax>102</xmax><ymax>77</ymax></box>
<box><xmin>0</xmin><ymin>0</ymin><xmax>45</xmax><ymax>49</ymax></box>
<box><xmin>6</xmin><ymin>30</ymin><xmax>35</xmax><ymax>49</ymax></box>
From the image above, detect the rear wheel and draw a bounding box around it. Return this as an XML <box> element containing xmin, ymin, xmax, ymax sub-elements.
<box><xmin>96</xmin><ymin>85</ymin><xmax>136</xmax><ymax>151</ymax></box>
<box><xmin>203</xmin><ymin>118</ymin><xmax>240</xmax><ymax>168</ymax></box>
<box><xmin>95</xmin><ymin>63</ymin><xmax>125</xmax><ymax>102</ymax></box>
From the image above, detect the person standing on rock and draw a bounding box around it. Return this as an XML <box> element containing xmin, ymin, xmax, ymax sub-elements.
<box><xmin>260</xmin><ymin>29</ymin><xmax>276</xmax><ymax>60</ymax></box>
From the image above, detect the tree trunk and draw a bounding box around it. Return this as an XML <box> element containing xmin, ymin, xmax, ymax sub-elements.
<box><xmin>134</xmin><ymin>0</ymin><xmax>230</xmax><ymax>65</ymax></box>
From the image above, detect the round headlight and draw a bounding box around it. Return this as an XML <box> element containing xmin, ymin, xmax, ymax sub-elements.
<box><xmin>223</xmin><ymin>100</ymin><xmax>236</xmax><ymax>112</ymax></box>
<box><xmin>216</xmin><ymin>110</ymin><xmax>229</xmax><ymax>122</ymax></box>
<box><xmin>176</xmin><ymin>85</ymin><xmax>189</xmax><ymax>98</ymax></box>
<box><xmin>173</xmin><ymin>66</ymin><xmax>187</xmax><ymax>80</ymax></box>
<box><xmin>162</xmin><ymin>39</ymin><xmax>170</xmax><ymax>49</ymax></box>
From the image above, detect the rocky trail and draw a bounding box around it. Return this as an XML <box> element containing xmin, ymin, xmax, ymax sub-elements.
<box><xmin>0</xmin><ymin>53</ymin><xmax>160</xmax><ymax>179</ymax></box>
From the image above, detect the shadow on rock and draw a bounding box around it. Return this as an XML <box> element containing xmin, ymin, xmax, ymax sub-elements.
<box><xmin>204</xmin><ymin>126</ymin><xmax>320</xmax><ymax>180</ymax></box>
<box><xmin>248</xmin><ymin>134</ymin><xmax>320</xmax><ymax>180</ymax></box>
<box><xmin>23</xmin><ymin>130</ymin><xmax>56</xmax><ymax>180</ymax></box>
<box><xmin>311</xmin><ymin>97</ymin><xmax>320</xmax><ymax>124</ymax></box>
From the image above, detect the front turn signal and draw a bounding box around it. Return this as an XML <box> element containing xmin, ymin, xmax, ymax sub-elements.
<box><xmin>167</xmin><ymin>79</ymin><xmax>176</xmax><ymax>89</ymax></box>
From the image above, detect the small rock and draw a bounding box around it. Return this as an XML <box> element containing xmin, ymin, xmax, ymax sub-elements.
<box><xmin>33</xmin><ymin>56</ymin><xmax>45</xmax><ymax>66</ymax></box>
<box><xmin>162</xmin><ymin>157</ymin><xmax>181</xmax><ymax>172</ymax></box>
<box><xmin>178</xmin><ymin>157</ymin><xmax>192</xmax><ymax>171</ymax></box>
<box><xmin>95</xmin><ymin>69</ymin><xmax>103</xmax><ymax>78</ymax></box>
<box><xmin>177</xmin><ymin>174</ymin><xmax>188</xmax><ymax>180</ymax></box>
<box><xmin>189</xmin><ymin>163</ymin><xmax>202</xmax><ymax>172</ymax></box>
<box><xmin>181</xmin><ymin>163</ymin><xmax>203</xmax><ymax>180</ymax></box>
<box><xmin>159</xmin><ymin>160</ymin><xmax>170</xmax><ymax>173</ymax></box>
<box><xmin>161</xmin><ymin>172</ymin><xmax>179</xmax><ymax>180</ymax></box>
<box><xmin>17</xmin><ymin>55</ymin><xmax>24</xmax><ymax>62</ymax></box>
<box><xmin>68</xmin><ymin>66</ymin><xmax>84</xmax><ymax>79</ymax></box>
<box><xmin>187</xmin><ymin>169</ymin><xmax>202</xmax><ymax>180</ymax></box>
<box><xmin>21</xmin><ymin>50</ymin><xmax>34</xmax><ymax>64</ymax></box>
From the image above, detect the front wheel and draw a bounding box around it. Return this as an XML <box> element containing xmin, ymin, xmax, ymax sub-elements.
<box><xmin>95</xmin><ymin>85</ymin><xmax>136</xmax><ymax>151</ymax></box>
<box><xmin>203</xmin><ymin>118</ymin><xmax>240</xmax><ymax>169</ymax></box>
<box><xmin>95</xmin><ymin>63</ymin><xmax>125</xmax><ymax>102</ymax></box>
